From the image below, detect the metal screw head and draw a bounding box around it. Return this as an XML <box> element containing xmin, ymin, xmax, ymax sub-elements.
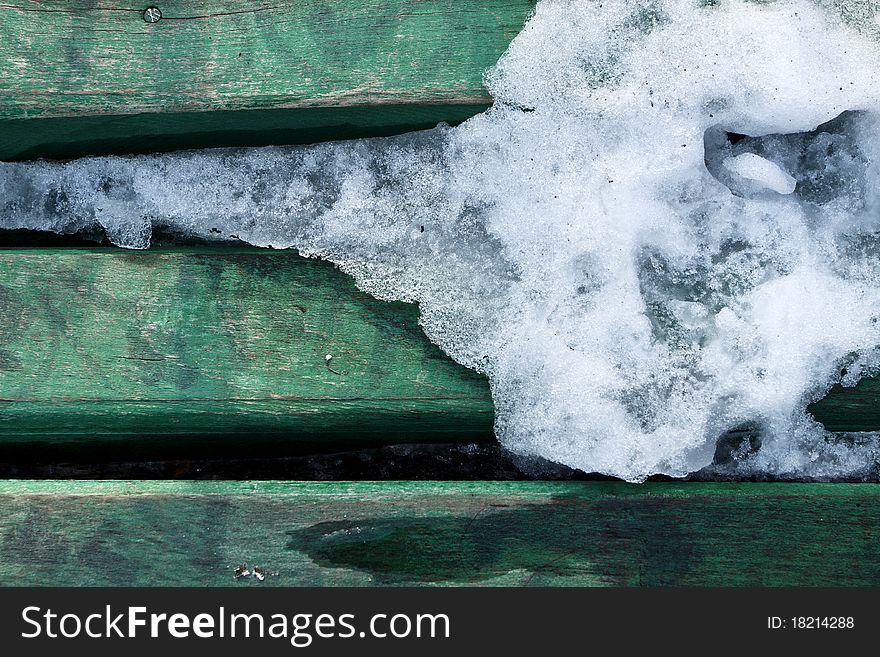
<box><xmin>143</xmin><ymin>6</ymin><xmax>162</xmax><ymax>23</ymax></box>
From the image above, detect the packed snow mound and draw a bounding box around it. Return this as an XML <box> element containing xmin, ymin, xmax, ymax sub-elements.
<box><xmin>3</xmin><ymin>0</ymin><xmax>880</xmax><ymax>481</ymax></box>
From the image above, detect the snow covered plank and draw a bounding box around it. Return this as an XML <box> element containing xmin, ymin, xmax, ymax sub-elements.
<box><xmin>0</xmin><ymin>245</ymin><xmax>875</xmax><ymax>459</ymax></box>
<box><xmin>0</xmin><ymin>0</ymin><xmax>535</xmax><ymax>160</ymax></box>
<box><xmin>0</xmin><ymin>247</ymin><xmax>494</xmax><ymax>457</ymax></box>
<box><xmin>1</xmin><ymin>480</ymin><xmax>880</xmax><ymax>586</ymax></box>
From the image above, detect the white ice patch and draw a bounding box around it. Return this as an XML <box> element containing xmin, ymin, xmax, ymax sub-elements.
<box><xmin>2</xmin><ymin>0</ymin><xmax>880</xmax><ymax>481</ymax></box>
<box><xmin>722</xmin><ymin>153</ymin><xmax>797</xmax><ymax>194</ymax></box>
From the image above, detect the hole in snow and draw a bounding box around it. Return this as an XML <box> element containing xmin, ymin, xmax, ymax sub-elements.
<box><xmin>704</xmin><ymin>110</ymin><xmax>869</xmax><ymax>203</ymax></box>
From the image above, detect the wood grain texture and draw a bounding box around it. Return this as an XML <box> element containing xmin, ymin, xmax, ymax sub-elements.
<box><xmin>0</xmin><ymin>247</ymin><xmax>494</xmax><ymax>456</ymax></box>
<box><xmin>0</xmin><ymin>0</ymin><xmax>535</xmax><ymax>159</ymax></box>
<box><xmin>1</xmin><ymin>479</ymin><xmax>880</xmax><ymax>586</ymax></box>
<box><xmin>0</xmin><ymin>246</ymin><xmax>875</xmax><ymax>459</ymax></box>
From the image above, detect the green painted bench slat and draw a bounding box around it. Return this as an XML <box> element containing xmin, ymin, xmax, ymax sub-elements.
<box><xmin>2</xmin><ymin>480</ymin><xmax>880</xmax><ymax>586</ymax></box>
<box><xmin>0</xmin><ymin>246</ymin><xmax>875</xmax><ymax>460</ymax></box>
<box><xmin>809</xmin><ymin>377</ymin><xmax>880</xmax><ymax>433</ymax></box>
<box><xmin>0</xmin><ymin>0</ymin><xmax>536</xmax><ymax>160</ymax></box>
<box><xmin>0</xmin><ymin>247</ymin><xmax>494</xmax><ymax>456</ymax></box>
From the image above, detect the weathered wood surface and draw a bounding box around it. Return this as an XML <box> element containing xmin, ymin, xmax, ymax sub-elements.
<box><xmin>1</xmin><ymin>480</ymin><xmax>880</xmax><ymax>586</ymax></box>
<box><xmin>0</xmin><ymin>247</ymin><xmax>494</xmax><ymax>456</ymax></box>
<box><xmin>0</xmin><ymin>245</ymin><xmax>875</xmax><ymax>459</ymax></box>
<box><xmin>0</xmin><ymin>0</ymin><xmax>535</xmax><ymax>159</ymax></box>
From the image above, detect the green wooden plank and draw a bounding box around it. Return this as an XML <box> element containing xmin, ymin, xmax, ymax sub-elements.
<box><xmin>0</xmin><ymin>246</ymin><xmax>874</xmax><ymax>459</ymax></box>
<box><xmin>0</xmin><ymin>247</ymin><xmax>494</xmax><ymax>455</ymax></box>
<box><xmin>1</xmin><ymin>479</ymin><xmax>879</xmax><ymax>586</ymax></box>
<box><xmin>0</xmin><ymin>0</ymin><xmax>535</xmax><ymax>159</ymax></box>
<box><xmin>809</xmin><ymin>378</ymin><xmax>880</xmax><ymax>433</ymax></box>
